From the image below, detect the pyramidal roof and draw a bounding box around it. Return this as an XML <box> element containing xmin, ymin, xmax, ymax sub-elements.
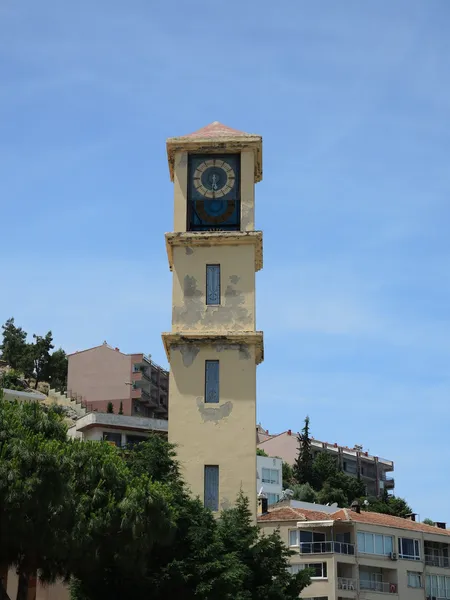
<box><xmin>181</xmin><ymin>121</ymin><xmax>253</xmax><ymax>139</ymax></box>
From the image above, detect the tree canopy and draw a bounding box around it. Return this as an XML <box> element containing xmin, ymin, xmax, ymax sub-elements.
<box><xmin>0</xmin><ymin>318</ymin><xmax>67</xmax><ymax>392</ymax></box>
<box><xmin>0</xmin><ymin>395</ymin><xmax>310</xmax><ymax>600</ymax></box>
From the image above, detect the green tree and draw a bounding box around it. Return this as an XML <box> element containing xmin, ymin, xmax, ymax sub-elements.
<box><xmin>107</xmin><ymin>402</ymin><xmax>114</xmax><ymax>413</ymax></box>
<box><xmin>48</xmin><ymin>348</ymin><xmax>68</xmax><ymax>392</ymax></box>
<box><xmin>423</xmin><ymin>518</ymin><xmax>435</xmax><ymax>526</ymax></box>
<box><xmin>293</xmin><ymin>416</ymin><xmax>313</xmax><ymax>485</ymax></box>
<box><xmin>0</xmin><ymin>319</ymin><xmax>27</xmax><ymax>371</ymax></box>
<box><xmin>257</xmin><ymin>447</ymin><xmax>268</xmax><ymax>456</ymax></box>
<box><xmin>311</xmin><ymin>452</ymin><xmax>339</xmax><ymax>489</ymax></box>
<box><xmin>291</xmin><ymin>483</ymin><xmax>317</xmax><ymax>503</ymax></box>
<box><xmin>24</xmin><ymin>332</ymin><xmax>54</xmax><ymax>389</ymax></box>
<box><xmin>0</xmin><ymin>395</ymin><xmax>70</xmax><ymax>600</ymax></box>
<box><xmin>363</xmin><ymin>494</ymin><xmax>412</xmax><ymax>518</ymax></box>
<box><xmin>118</xmin><ymin>401</ymin><xmax>124</xmax><ymax>415</ymax></box>
<box><xmin>0</xmin><ymin>369</ymin><xmax>25</xmax><ymax>391</ymax></box>
<box><xmin>282</xmin><ymin>461</ymin><xmax>294</xmax><ymax>489</ymax></box>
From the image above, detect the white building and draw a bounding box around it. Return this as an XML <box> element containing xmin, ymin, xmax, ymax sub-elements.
<box><xmin>67</xmin><ymin>412</ymin><xmax>168</xmax><ymax>446</ymax></box>
<box><xmin>257</xmin><ymin>455</ymin><xmax>282</xmax><ymax>506</ymax></box>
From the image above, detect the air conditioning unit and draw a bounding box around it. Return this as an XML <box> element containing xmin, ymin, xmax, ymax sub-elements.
<box><xmin>389</xmin><ymin>552</ymin><xmax>397</xmax><ymax>561</ymax></box>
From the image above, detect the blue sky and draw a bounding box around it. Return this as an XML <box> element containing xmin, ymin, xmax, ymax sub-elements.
<box><xmin>1</xmin><ymin>1</ymin><xmax>450</xmax><ymax>521</ymax></box>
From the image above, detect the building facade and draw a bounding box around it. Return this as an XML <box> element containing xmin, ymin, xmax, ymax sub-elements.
<box><xmin>257</xmin><ymin>455</ymin><xmax>283</xmax><ymax>506</ymax></box>
<box><xmin>257</xmin><ymin>429</ymin><xmax>394</xmax><ymax>498</ymax></box>
<box><xmin>67</xmin><ymin>411</ymin><xmax>168</xmax><ymax>445</ymax></box>
<box><xmin>162</xmin><ymin>121</ymin><xmax>263</xmax><ymax>518</ymax></box>
<box><xmin>67</xmin><ymin>342</ymin><xmax>168</xmax><ymax>418</ymax></box>
<box><xmin>258</xmin><ymin>500</ymin><xmax>450</xmax><ymax>599</ymax></box>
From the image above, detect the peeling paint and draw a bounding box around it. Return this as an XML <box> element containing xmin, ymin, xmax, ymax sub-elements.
<box><xmin>238</xmin><ymin>344</ymin><xmax>251</xmax><ymax>360</ymax></box>
<box><xmin>173</xmin><ymin>273</ymin><xmax>253</xmax><ymax>329</ymax></box>
<box><xmin>196</xmin><ymin>398</ymin><xmax>233</xmax><ymax>422</ymax></box>
<box><xmin>172</xmin><ymin>343</ymin><xmax>200</xmax><ymax>367</ymax></box>
<box><xmin>184</xmin><ymin>275</ymin><xmax>202</xmax><ymax>297</ymax></box>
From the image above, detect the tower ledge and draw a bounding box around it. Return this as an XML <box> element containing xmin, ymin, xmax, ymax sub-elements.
<box><xmin>165</xmin><ymin>231</ymin><xmax>263</xmax><ymax>272</ymax></box>
<box><xmin>162</xmin><ymin>331</ymin><xmax>264</xmax><ymax>365</ymax></box>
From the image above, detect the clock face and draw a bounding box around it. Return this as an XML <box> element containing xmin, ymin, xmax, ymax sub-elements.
<box><xmin>188</xmin><ymin>154</ymin><xmax>240</xmax><ymax>231</ymax></box>
<box><xmin>193</xmin><ymin>159</ymin><xmax>236</xmax><ymax>199</ymax></box>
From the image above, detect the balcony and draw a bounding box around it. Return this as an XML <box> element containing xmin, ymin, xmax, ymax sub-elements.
<box><xmin>425</xmin><ymin>554</ymin><xmax>450</xmax><ymax>568</ymax></box>
<box><xmin>298</xmin><ymin>541</ymin><xmax>355</xmax><ymax>555</ymax></box>
<box><xmin>338</xmin><ymin>577</ymin><xmax>357</xmax><ymax>591</ymax></box>
<box><xmin>360</xmin><ymin>580</ymin><xmax>398</xmax><ymax>594</ymax></box>
<box><xmin>384</xmin><ymin>476</ymin><xmax>395</xmax><ymax>489</ymax></box>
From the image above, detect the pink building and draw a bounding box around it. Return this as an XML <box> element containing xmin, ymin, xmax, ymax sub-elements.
<box><xmin>67</xmin><ymin>342</ymin><xmax>168</xmax><ymax>419</ymax></box>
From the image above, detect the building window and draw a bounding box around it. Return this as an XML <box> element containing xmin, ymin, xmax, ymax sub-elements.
<box><xmin>267</xmin><ymin>493</ymin><xmax>279</xmax><ymax>505</ymax></box>
<box><xmin>357</xmin><ymin>531</ymin><xmax>393</xmax><ymax>556</ymax></box>
<box><xmin>102</xmin><ymin>432</ymin><xmax>122</xmax><ymax>446</ymax></box>
<box><xmin>206</xmin><ymin>265</ymin><xmax>220</xmax><ymax>305</ymax></box>
<box><xmin>343</xmin><ymin>460</ymin><xmax>357</xmax><ymax>474</ymax></box>
<box><xmin>426</xmin><ymin>574</ymin><xmax>450</xmax><ymax>598</ymax></box>
<box><xmin>288</xmin><ymin>562</ymin><xmax>327</xmax><ymax>579</ymax></box>
<box><xmin>289</xmin><ymin>530</ymin><xmax>326</xmax><ymax>549</ymax></box>
<box><xmin>261</xmin><ymin>467</ymin><xmax>279</xmax><ymax>484</ymax></box>
<box><xmin>205</xmin><ymin>360</ymin><xmax>219</xmax><ymax>403</ymax></box>
<box><xmin>398</xmin><ymin>537</ymin><xmax>421</xmax><ymax>560</ymax></box>
<box><xmin>407</xmin><ymin>571</ymin><xmax>423</xmax><ymax>588</ymax></box>
<box><xmin>204</xmin><ymin>465</ymin><xmax>219</xmax><ymax>511</ymax></box>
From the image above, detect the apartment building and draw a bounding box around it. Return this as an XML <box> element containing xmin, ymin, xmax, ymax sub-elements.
<box><xmin>257</xmin><ymin>428</ymin><xmax>394</xmax><ymax>498</ymax></box>
<box><xmin>258</xmin><ymin>499</ymin><xmax>450</xmax><ymax>599</ymax></box>
<box><xmin>257</xmin><ymin>455</ymin><xmax>283</xmax><ymax>505</ymax></box>
<box><xmin>67</xmin><ymin>342</ymin><xmax>169</xmax><ymax>419</ymax></box>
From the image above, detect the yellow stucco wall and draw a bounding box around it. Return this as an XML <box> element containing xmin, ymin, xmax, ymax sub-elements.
<box><xmin>171</xmin><ymin>244</ymin><xmax>256</xmax><ymax>333</ymax></box>
<box><xmin>168</xmin><ymin>341</ymin><xmax>257</xmax><ymax>515</ymax></box>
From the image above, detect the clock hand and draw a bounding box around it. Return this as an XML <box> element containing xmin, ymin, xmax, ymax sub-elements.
<box><xmin>211</xmin><ymin>174</ymin><xmax>218</xmax><ymax>191</ymax></box>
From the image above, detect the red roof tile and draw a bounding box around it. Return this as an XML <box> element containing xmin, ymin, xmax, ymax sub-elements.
<box><xmin>181</xmin><ymin>121</ymin><xmax>253</xmax><ymax>139</ymax></box>
<box><xmin>258</xmin><ymin>505</ymin><xmax>450</xmax><ymax>535</ymax></box>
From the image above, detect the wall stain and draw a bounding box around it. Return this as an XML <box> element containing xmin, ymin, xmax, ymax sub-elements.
<box><xmin>185</xmin><ymin>247</ymin><xmax>194</xmax><ymax>255</ymax></box>
<box><xmin>197</xmin><ymin>398</ymin><xmax>233</xmax><ymax>422</ymax></box>
<box><xmin>173</xmin><ymin>273</ymin><xmax>252</xmax><ymax>328</ymax></box>
<box><xmin>172</xmin><ymin>344</ymin><xmax>200</xmax><ymax>367</ymax></box>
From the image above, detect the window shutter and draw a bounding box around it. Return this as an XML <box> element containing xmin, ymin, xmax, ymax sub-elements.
<box><xmin>205</xmin><ymin>360</ymin><xmax>219</xmax><ymax>403</ymax></box>
<box><xmin>206</xmin><ymin>265</ymin><xmax>220</xmax><ymax>305</ymax></box>
<box><xmin>204</xmin><ymin>465</ymin><xmax>219</xmax><ymax>511</ymax></box>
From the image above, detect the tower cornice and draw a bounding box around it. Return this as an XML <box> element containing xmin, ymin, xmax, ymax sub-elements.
<box><xmin>162</xmin><ymin>331</ymin><xmax>264</xmax><ymax>365</ymax></box>
<box><xmin>165</xmin><ymin>231</ymin><xmax>263</xmax><ymax>272</ymax></box>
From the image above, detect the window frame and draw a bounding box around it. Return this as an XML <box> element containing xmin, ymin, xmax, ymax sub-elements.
<box><xmin>206</xmin><ymin>264</ymin><xmax>221</xmax><ymax>306</ymax></box>
<box><xmin>204</xmin><ymin>465</ymin><xmax>219</xmax><ymax>512</ymax></box>
<box><xmin>357</xmin><ymin>531</ymin><xmax>394</xmax><ymax>556</ymax></box>
<box><xmin>398</xmin><ymin>537</ymin><xmax>421</xmax><ymax>561</ymax></box>
<box><xmin>205</xmin><ymin>360</ymin><xmax>220</xmax><ymax>404</ymax></box>
<box><xmin>261</xmin><ymin>467</ymin><xmax>279</xmax><ymax>485</ymax></box>
<box><xmin>407</xmin><ymin>571</ymin><xmax>423</xmax><ymax>588</ymax></box>
<box><xmin>289</xmin><ymin>562</ymin><xmax>327</xmax><ymax>579</ymax></box>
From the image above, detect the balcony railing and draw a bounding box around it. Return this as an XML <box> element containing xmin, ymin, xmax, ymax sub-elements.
<box><xmin>360</xmin><ymin>580</ymin><xmax>398</xmax><ymax>594</ymax></box>
<box><xmin>338</xmin><ymin>577</ymin><xmax>357</xmax><ymax>591</ymax></box>
<box><xmin>298</xmin><ymin>541</ymin><xmax>355</xmax><ymax>555</ymax></box>
<box><xmin>425</xmin><ymin>554</ymin><xmax>450</xmax><ymax>568</ymax></box>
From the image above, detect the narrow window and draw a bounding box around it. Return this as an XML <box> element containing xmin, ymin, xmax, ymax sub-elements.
<box><xmin>204</xmin><ymin>465</ymin><xmax>219</xmax><ymax>511</ymax></box>
<box><xmin>206</xmin><ymin>264</ymin><xmax>220</xmax><ymax>305</ymax></box>
<box><xmin>205</xmin><ymin>360</ymin><xmax>219</xmax><ymax>403</ymax></box>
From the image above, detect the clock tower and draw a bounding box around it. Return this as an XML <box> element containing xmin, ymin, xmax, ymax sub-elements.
<box><xmin>162</xmin><ymin>121</ymin><xmax>263</xmax><ymax>518</ymax></box>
